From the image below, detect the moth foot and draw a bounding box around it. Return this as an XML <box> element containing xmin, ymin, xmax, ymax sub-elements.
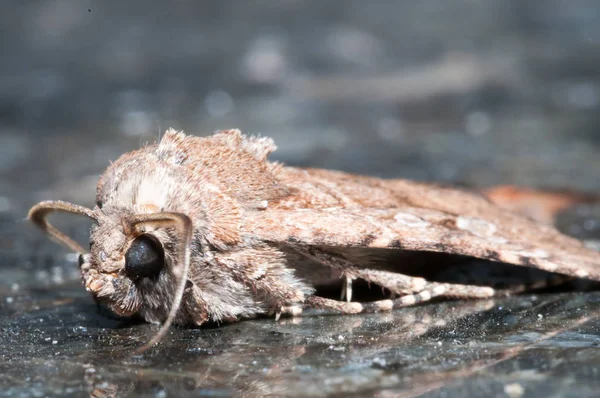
<box><xmin>280</xmin><ymin>304</ymin><xmax>303</xmax><ymax>317</ymax></box>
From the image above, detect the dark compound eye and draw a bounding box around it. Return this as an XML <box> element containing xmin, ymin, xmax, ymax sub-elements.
<box><xmin>125</xmin><ymin>234</ymin><xmax>164</xmax><ymax>281</ymax></box>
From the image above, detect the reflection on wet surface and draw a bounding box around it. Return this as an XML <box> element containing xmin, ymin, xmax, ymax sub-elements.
<box><xmin>2</xmin><ymin>278</ymin><xmax>600</xmax><ymax>397</ymax></box>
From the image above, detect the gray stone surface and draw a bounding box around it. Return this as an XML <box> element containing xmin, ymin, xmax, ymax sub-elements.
<box><xmin>1</xmin><ymin>1</ymin><xmax>600</xmax><ymax>397</ymax></box>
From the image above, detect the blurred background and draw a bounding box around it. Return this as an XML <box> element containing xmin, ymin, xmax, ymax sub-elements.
<box><xmin>2</xmin><ymin>2</ymin><xmax>600</xmax><ymax>396</ymax></box>
<box><xmin>2</xmin><ymin>0</ymin><xmax>600</xmax><ymax>219</ymax></box>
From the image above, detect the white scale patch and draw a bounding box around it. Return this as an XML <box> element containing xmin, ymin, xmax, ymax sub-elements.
<box><xmin>576</xmin><ymin>269</ymin><xmax>589</xmax><ymax>278</ymax></box>
<box><xmin>432</xmin><ymin>285</ymin><xmax>447</xmax><ymax>295</ymax></box>
<box><xmin>376</xmin><ymin>300</ymin><xmax>393</xmax><ymax>311</ymax></box>
<box><xmin>419</xmin><ymin>291</ymin><xmax>431</xmax><ymax>301</ymax></box>
<box><xmin>487</xmin><ymin>236</ymin><xmax>509</xmax><ymax>244</ymax></box>
<box><xmin>135</xmin><ymin>175</ymin><xmax>170</xmax><ymax>210</ymax></box>
<box><xmin>114</xmin><ymin>167</ymin><xmax>173</xmax><ymax>212</ymax></box>
<box><xmin>393</xmin><ymin>212</ymin><xmax>431</xmax><ymax>228</ymax></box>
<box><xmin>512</xmin><ymin>248</ymin><xmax>549</xmax><ymax>259</ymax></box>
<box><xmin>456</xmin><ymin>216</ymin><xmax>497</xmax><ymax>237</ymax></box>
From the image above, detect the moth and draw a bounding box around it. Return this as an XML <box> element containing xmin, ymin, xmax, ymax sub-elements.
<box><xmin>29</xmin><ymin>129</ymin><xmax>600</xmax><ymax>352</ymax></box>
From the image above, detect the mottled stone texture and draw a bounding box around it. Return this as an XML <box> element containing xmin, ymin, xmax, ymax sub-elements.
<box><xmin>1</xmin><ymin>1</ymin><xmax>600</xmax><ymax>397</ymax></box>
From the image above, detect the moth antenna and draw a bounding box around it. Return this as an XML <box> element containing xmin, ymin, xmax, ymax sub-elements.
<box><xmin>28</xmin><ymin>200</ymin><xmax>97</xmax><ymax>254</ymax></box>
<box><xmin>129</xmin><ymin>212</ymin><xmax>193</xmax><ymax>355</ymax></box>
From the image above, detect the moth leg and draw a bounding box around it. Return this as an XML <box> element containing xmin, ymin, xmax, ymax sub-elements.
<box><xmin>323</xmin><ymin>257</ymin><xmax>571</xmax><ymax>300</ymax></box>
<box><xmin>336</xmin><ymin>266</ymin><xmax>497</xmax><ymax>303</ymax></box>
<box><xmin>276</xmin><ymin>283</ymin><xmax>496</xmax><ymax>317</ymax></box>
<box><xmin>276</xmin><ymin>294</ymin><xmax>425</xmax><ymax>317</ymax></box>
<box><xmin>352</xmin><ymin>268</ymin><xmax>500</xmax><ymax>300</ymax></box>
<box><xmin>281</xmin><ymin>276</ymin><xmax>568</xmax><ymax>318</ymax></box>
<box><xmin>290</xmin><ymin>246</ymin><xmax>426</xmax><ymax>297</ymax></box>
<box><xmin>291</xmin><ymin>245</ymin><xmax>497</xmax><ymax>300</ymax></box>
<box><xmin>305</xmin><ymin>295</ymin><xmax>425</xmax><ymax>314</ymax></box>
<box><xmin>304</xmin><ymin>283</ymin><xmax>494</xmax><ymax>314</ymax></box>
<box><xmin>341</xmin><ymin>274</ymin><xmax>353</xmax><ymax>302</ymax></box>
<box><xmin>344</xmin><ymin>266</ymin><xmax>572</xmax><ymax>299</ymax></box>
<box><xmin>292</xmin><ymin>246</ymin><xmax>441</xmax><ymax>297</ymax></box>
<box><xmin>277</xmin><ymin>285</ymin><xmax>493</xmax><ymax>317</ymax></box>
<box><xmin>304</xmin><ymin>274</ymin><xmax>577</xmax><ymax>314</ymax></box>
<box><xmin>285</xmin><ymin>246</ymin><xmax>566</xmax><ymax>316</ymax></box>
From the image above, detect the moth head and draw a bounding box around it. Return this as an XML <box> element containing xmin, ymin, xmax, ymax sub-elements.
<box><xmin>28</xmin><ymin>201</ymin><xmax>193</xmax><ymax>354</ymax></box>
<box><xmin>81</xmin><ymin>211</ymin><xmax>167</xmax><ymax>315</ymax></box>
<box><xmin>83</xmin><ymin>210</ymin><xmax>166</xmax><ymax>286</ymax></box>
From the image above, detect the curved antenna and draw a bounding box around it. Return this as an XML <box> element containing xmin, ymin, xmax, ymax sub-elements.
<box><xmin>128</xmin><ymin>212</ymin><xmax>193</xmax><ymax>355</ymax></box>
<box><xmin>28</xmin><ymin>200</ymin><xmax>97</xmax><ymax>254</ymax></box>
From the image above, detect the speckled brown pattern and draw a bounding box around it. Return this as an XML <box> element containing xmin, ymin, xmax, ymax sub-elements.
<box><xmin>28</xmin><ymin>129</ymin><xmax>600</xmax><ymax>350</ymax></box>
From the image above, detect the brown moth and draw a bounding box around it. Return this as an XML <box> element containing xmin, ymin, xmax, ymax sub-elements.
<box><xmin>28</xmin><ymin>129</ymin><xmax>600</xmax><ymax>352</ymax></box>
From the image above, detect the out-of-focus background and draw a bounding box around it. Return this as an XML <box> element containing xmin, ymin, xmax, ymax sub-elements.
<box><xmin>3</xmin><ymin>0</ymin><xmax>600</xmax><ymax>214</ymax></box>
<box><xmin>2</xmin><ymin>1</ymin><xmax>600</xmax><ymax>397</ymax></box>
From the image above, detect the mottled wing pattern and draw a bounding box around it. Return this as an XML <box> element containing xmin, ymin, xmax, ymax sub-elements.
<box><xmin>250</xmin><ymin>167</ymin><xmax>600</xmax><ymax>281</ymax></box>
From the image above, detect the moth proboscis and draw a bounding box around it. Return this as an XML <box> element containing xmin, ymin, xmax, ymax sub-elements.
<box><xmin>28</xmin><ymin>129</ymin><xmax>600</xmax><ymax>353</ymax></box>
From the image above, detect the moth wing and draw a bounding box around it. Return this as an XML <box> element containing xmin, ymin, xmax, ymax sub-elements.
<box><xmin>252</xmin><ymin>206</ymin><xmax>600</xmax><ymax>280</ymax></box>
<box><xmin>252</xmin><ymin>169</ymin><xmax>600</xmax><ymax>281</ymax></box>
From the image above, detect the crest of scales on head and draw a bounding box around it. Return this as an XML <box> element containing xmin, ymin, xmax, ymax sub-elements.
<box><xmin>29</xmin><ymin>129</ymin><xmax>600</xmax><ymax>353</ymax></box>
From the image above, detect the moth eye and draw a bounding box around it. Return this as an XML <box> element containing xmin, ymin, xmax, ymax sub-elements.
<box><xmin>125</xmin><ymin>234</ymin><xmax>164</xmax><ymax>281</ymax></box>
